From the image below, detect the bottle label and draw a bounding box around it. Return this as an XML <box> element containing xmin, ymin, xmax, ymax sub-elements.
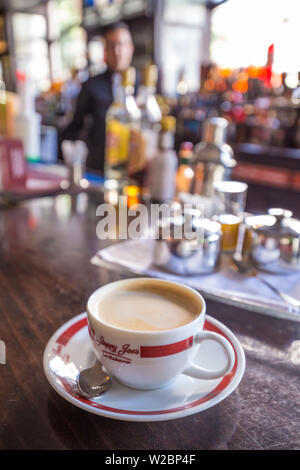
<box><xmin>128</xmin><ymin>128</ymin><xmax>159</xmax><ymax>181</ymax></box>
<box><xmin>149</xmin><ymin>149</ymin><xmax>177</xmax><ymax>201</ymax></box>
<box><xmin>142</xmin><ymin>128</ymin><xmax>159</xmax><ymax>162</ymax></box>
<box><xmin>106</xmin><ymin>119</ymin><xmax>131</xmax><ymax>166</ymax></box>
<box><xmin>126</xmin><ymin>128</ymin><xmax>144</xmax><ymax>175</ymax></box>
<box><xmin>0</xmin><ymin>103</ymin><xmax>7</xmax><ymax>136</ymax></box>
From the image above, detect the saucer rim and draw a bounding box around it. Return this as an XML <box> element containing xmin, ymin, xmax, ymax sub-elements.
<box><xmin>43</xmin><ymin>313</ymin><xmax>246</xmax><ymax>422</ymax></box>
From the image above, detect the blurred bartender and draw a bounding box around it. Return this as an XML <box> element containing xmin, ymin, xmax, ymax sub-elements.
<box><xmin>62</xmin><ymin>22</ymin><xmax>134</xmax><ymax>173</ymax></box>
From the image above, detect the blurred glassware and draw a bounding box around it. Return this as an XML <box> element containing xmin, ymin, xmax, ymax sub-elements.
<box><xmin>136</xmin><ymin>64</ymin><xmax>162</xmax><ymax>197</ymax></box>
<box><xmin>213</xmin><ymin>180</ymin><xmax>248</xmax><ymax>252</ymax></box>
<box><xmin>40</xmin><ymin>125</ymin><xmax>58</xmax><ymax>164</ymax></box>
<box><xmin>104</xmin><ymin>67</ymin><xmax>140</xmax><ymax>191</ymax></box>
<box><xmin>291</xmin><ymin>81</ymin><xmax>300</xmax><ymax>106</ymax></box>
<box><xmin>61</xmin><ymin>140</ymin><xmax>88</xmax><ymax>187</ymax></box>
<box><xmin>148</xmin><ymin>115</ymin><xmax>178</xmax><ymax>204</ymax></box>
<box><xmin>182</xmin><ymin>117</ymin><xmax>237</xmax><ymax>219</ymax></box>
<box><xmin>245</xmin><ymin>208</ymin><xmax>300</xmax><ymax>274</ymax></box>
<box><xmin>190</xmin><ymin>117</ymin><xmax>236</xmax><ymax>198</ymax></box>
<box><xmin>213</xmin><ymin>180</ymin><xmax>248</xmax><ymax>216</ymax></box>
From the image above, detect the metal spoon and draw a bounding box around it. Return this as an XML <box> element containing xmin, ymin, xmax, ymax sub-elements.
<box><xmin>77</xmin><ymin>361</ymin><xmax>111</xmax><ymax>399</ymax></box>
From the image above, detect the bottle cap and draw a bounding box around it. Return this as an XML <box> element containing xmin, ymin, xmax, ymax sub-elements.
<box><xmin>179</xmin><ymin>141</ymin><xmax>193</xmax><ymax>152</ymax></box>
<box><xmin>179</xmin><ymin>141</ymin><xmax>194</xmax><ymax>162</ymax></box>
<box><xmin>202</xmin><ymin>117</ymin><xmax>228</xmax><ymax>146</ymax></box>
<box><xmin>121</xmin><ymin>67</ymin><xmax>136</xmax><ymax>87</ymax></box>
<box><xmin>143</xmin><ymin>64</ymin><xmax>158</xmax><ymax>87</ymax></box>
<box><xmin>161</xmin><ymin>115</ymin><xmax>176</xmax><ymax>132</ymax></box>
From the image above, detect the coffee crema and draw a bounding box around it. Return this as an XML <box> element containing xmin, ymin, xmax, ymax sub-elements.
<box><xmin>97</xmin><ymin>283</ymin><xmax>199</xmax><ymax>332</ymax></box>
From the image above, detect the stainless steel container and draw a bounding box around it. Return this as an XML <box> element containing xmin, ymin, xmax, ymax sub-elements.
<box><xmin>190</xmin><ymin>117</ymin><xmax>236</xmax><ymax>198</ymax></box>
<box><xmin>245</xmin><ymin>208</ymin><xmax>300</xmax><ymax>274</ymax></box>
<box><xmin>153</xmin><ymin>213</ymin><xmax>222</xmax><ymax>275</ymax></box>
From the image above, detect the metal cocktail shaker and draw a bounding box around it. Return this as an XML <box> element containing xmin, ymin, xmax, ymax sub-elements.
<box><xmin>190</xmin><ymin>117</ymin><xmax>236</xmax><ymax>198</ymax></box>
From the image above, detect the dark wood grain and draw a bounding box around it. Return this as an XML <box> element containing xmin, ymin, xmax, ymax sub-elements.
<box><xmin>0</xmin><ymin>191</ymin><xmax>299</xmax><ymax>450</ymax></box>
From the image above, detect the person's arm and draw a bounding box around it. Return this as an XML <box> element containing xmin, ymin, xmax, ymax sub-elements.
<box><xmin>62</xmin><ymin>81</ymin><xmax>91</xmax><ymax>140</ymax></box>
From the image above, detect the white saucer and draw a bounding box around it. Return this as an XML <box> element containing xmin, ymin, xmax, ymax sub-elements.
<box><xmin>43</xmin><ymin>313</ymin><xmax>245</xmax><ymax>422</ymax></box>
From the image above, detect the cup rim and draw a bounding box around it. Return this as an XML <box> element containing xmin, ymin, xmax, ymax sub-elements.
<box><xmin>213</xmin><ymin>180</ymin><xmax>248</xmax><ymax>193</ymax></box>
<box><xmin>87</xmin><ymin>277</ymin><xmax>205</xmax><ymax>336</ymax></box>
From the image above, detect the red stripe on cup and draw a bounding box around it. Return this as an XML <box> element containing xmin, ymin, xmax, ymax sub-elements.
<box><xmin>140</xmin><ymin>336</ymin><xmax>193</xmax><ymax>358</ymax></box>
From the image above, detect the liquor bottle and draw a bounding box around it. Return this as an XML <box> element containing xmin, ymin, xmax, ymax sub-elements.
<box><xmin>104</xmin><ymin>67</ymin><xmax>141</xmax><ymax>191</ymax></box>
<box><xmin>175</xmin><ymin>141</ymin><xmax>194</xmax><ymax>196</ymax></box>
<box><xmin>137</xmin><ymin>64</ymin><xmax>162</xmax><ymax>127</ymax></box>
<box><xmin>134</xmin><ymin>64</ymin><xmax>162</xmax><ymax>194</ymax></box>
<box><xmin>14</xmin><ymin>72</ymin><xmax>41</xmax><ymax>161</ymax></box>
<box><xmin>148</xmin><ymin>115</ymin><xmax>178</xmax><ymax>204</ymax></box>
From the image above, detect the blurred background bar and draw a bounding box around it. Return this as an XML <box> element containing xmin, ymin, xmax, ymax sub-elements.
<box><xmin>0</xmin><ymin>0</ymin><xmax>299</xmax><ymax>213</ymax></box>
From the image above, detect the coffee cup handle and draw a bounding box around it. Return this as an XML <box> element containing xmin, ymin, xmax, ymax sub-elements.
<box><xmin>183</xmin><ymin>331</ymin><xmax>235</xmax><ymax>380</ymax></box>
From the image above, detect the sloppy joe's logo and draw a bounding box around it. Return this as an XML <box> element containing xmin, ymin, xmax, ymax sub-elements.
<box><xmin>99</xmin><ymin>336</ymin><xmax>139</xmax><ymax>364</ymax></box>
<box><xmin>52</xmin><ymin>344</ymin><xmax>71</xmax><ymax>364</ymax></box>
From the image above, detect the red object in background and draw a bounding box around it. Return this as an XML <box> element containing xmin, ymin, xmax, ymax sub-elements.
<box><xmin>0</xmin><ymin>138</ymin><xmax>27</xmax><ymax>189</ymax></box>
<box><xmin>16</xmin><ymin>70</ymin><xmax>26</xmax><ymax>82</ymax></box>
<box><xmin>0</xmin><ymin>137</ymin><xmax>64</xmax><ymax>196</ymax></box>
<box><xmin>232</xmin><ymin>162</ymin><xmax>295</xmax><ymax>190</ymax></box>
<box><xmin>267</xmin><ymin>44</ymin><xmax>274</xmax><ymax>62</ymax></box>
<box><xmin>263</xmin><ymin>44</ymin><xmax>274</xmax><ymax>88</ymax></box>
<box><xmin>291</xmin><ymin>172</ymin><xmax>300</xmax><ymax>191</ymax></box>
<box><xmin>232</xmin><ymin>105</ymin><xmax>246</xmax><ymax>122</ymax></box>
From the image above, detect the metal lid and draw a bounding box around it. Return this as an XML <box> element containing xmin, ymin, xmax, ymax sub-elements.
<box><xmin>268</xmin><ymin>208</ymin><xmax>292</xmax><ymax>223</ymax></box>
<box><xmin>192</xmin><ymin>217</ymin><xmax>221</xmax><ymax>236</ymax></box>
<box><xmin>161</xmin><ymin>115</ymin><xmax>176</xmax><ymax>132</ymax></box>
<box><xmin>143</xmin><ymin>64</ymin><xmax>158</xmax><ymax>87</ymax></box>
<box><xmin>156</xmin><ymin>213</ymin><xmax>221</xmax><ymax>242</ymax></box>
<box><xmin>193</xmin><ymin>117</ymin><xmax>235</xmax><ymax>168</ymax></box>
<box><xmin>121</xmin><ymin>67</ymin><xmax>136</xmax><ymax>87</ymax></box>
<box><xmin>245</xmin><ymin>208</ymin><xmax>300</xmax><ymax>238</ymax></box>
<box><xmin>202</xmin><ymin>117</ymin><xmax>229</xmax><ymax>146</ymax></box>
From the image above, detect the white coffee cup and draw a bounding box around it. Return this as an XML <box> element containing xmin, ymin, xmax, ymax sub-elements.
<box><xmin>87</xmin><ymin>278</ymin><xmax>235</xmax><ymax>390</ymax></box>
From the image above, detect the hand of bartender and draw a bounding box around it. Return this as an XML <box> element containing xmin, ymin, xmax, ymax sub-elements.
<box><xmin>62</xmin><ymin>22</ymin><xmax>134</xmax><ymax>174</ymax></box>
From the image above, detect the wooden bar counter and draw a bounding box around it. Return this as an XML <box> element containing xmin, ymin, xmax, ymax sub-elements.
<box><xmin>0</xmin><ymin>191</ymin><xmax>299</xmax><ymax>450</ymax></box>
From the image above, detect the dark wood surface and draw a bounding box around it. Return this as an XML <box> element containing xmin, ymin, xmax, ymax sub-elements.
<box><xmin>0</xmin><ymin>191</ymin><xmax>299</xmax><ymax>451</ymax></box>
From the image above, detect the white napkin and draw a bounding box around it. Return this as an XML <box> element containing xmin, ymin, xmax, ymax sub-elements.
<box><xmin>92</xmin><ymin>239</ymin><xmax>300</xmax><ymax>322</ymax></box>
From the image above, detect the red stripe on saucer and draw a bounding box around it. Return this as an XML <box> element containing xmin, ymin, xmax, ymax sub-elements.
<box><xmin>140</xmin><ymin>336</ymin><xmax>193</xmax><ymax>358</ymax></box>
<box><xmin>56</xmin><ymin>317</ymin><xmax>87</xmax><ymax>346</ymax></box>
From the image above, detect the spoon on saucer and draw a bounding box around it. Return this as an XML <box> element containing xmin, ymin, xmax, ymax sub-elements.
<box><xmin>77</xmin><ymin>361</ymin><xmax>111</xmax><ymax>399</ymax></box>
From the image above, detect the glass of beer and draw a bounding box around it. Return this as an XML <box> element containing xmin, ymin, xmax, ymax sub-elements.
<box><xmin>213</xmin><ymin>181</ymin><xmax>248</xmax><ymax>252</ymax></box>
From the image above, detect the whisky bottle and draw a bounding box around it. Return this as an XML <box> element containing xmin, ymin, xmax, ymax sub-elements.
<box><xmin>104</xmin><ymin>67</ymin><xmax>141</xmax><ymax>191</ymax></box>
<box><xmin>135</xmin><ymin>64</ymin><xmax>162</xmax><ymax>196</ymax></box>
<box><xmin>148</xmin><ymin>115</ymin><xmax>178</xmax><ymax>204</ymax></box>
